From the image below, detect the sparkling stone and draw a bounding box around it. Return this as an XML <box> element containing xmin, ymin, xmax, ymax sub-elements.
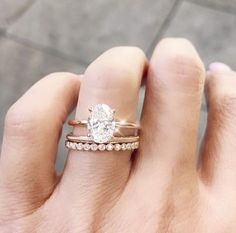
<box><xmin>106</xmin><ymin>144</ymin><xmax>114</xmax><ymax>151</ymax></box>
<box><xmin>66</xmin><ymin>141</ymin><xmax>70</xmax><ymax>147</ymax></box>
<box><xmin>98</xmin><ymin>144</ymin><xmax>106</xmax><ymax>151</ymax></box>
<box><xmin>114</xmin><ymin>144</ymin><xmax>121</xmax><ymax>151</ymax></box>
<box><xmin>71</xmin><ymin>142</ymin><xmax>76</xmax><ymax>150</ymax></box>
<box><xmin>121</xmin><ymin>143</ymin><xmax>127</xmax><ymax>151</ymax></box>
<box><xmin>91</xmin><ymin>143</ymin><xmax>98</xmax><ymax>151</ymax></box>
<box><xmin>126</xmin><ymin>143</ymin><xmax>132</xmax><ymax>150</ymax></box>
<box><xmin>131</xmin><ymin>143</ymin><xmax>136</xmax><ymax>149</ymax></box>
<box><xmin>134</xmin><ymin>142</ymin><xmax>139</xmax><ymax>149</ymax></box>
<box><xmin>83</xmin><ymin>143</ymin><xmax>90</xmax><ymax>151</ymax></box>
<box><xmin>76</xmin><ymin>143</ymin><xmax>83</xmax><ymax>150</ymax></box>
<box><xmin>87</xmin><ymin>104</ymin><xmax>116</xmax><ymax>143</ymax></box>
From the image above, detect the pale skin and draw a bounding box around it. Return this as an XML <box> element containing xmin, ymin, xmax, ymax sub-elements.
<box><xmin>1</xmin><ymin>38</ymin><xmax>236</xmax><ymax>233</ymax></box>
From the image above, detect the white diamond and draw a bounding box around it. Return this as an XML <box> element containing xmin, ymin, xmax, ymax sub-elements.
<box><xmin>91</xmin><ymin>143</ymin><xmax>98</xmax><ymax>151</ymax></box>
<box><xmin>134</xmin><ymin>142</ymin><xmax>139</xmax><ymax>149</ymax></box>
<box><xmin>106</xmin><ymin>144</ymin><xmax>114</xmax><ymax>151</ymax></box>
<box><xmin>83</xmin><ymin>143</ymin><xmax>90</xmax><ymax>151</ymax></box>
<box><xmin>98</xmin><ymin>144</ymin><xmax>106</xmax><ymax>151</ymax></box>
<box><xmin>126</xmin><ymin>143</ymin><xmax>132</xmax><ymax>150</ymax></box>
<box><xmin>71</xmin><ymin>142</ymin><xmax>76</xmax><ymax>150</ymax></box>
<box><xmin>87</xmin><ymin>104</ymin><xmax>115</xmax><ymax>143</ymax></box>
<box><xmin>121</xmin><ymin>143</ymin><xmax>127</xmax><ymax>150</ymax></box>
<box><xmin>131</xmin><ymin>143</ymin><xmax>136</xmax><ymax>149</ymax></box>
<box><xmin>114</xmin><ymin>144</ymin><xmax>121</xmax><ymax>151</ymax></box>
<box><xmin>76</xmin><ymin>143</ymin><xmax>83</xmax><ymax>150</ymax></box>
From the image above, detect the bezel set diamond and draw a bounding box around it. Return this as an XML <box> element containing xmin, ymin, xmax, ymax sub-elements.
<box><xmin>66</xmin><ymin>141</ymin><xmax>139</xmax><ymax>151</ymax></box>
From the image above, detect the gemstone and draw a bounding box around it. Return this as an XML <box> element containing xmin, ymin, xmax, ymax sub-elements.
<box><xmin>121</xmin><ymin>143</ymin><xmax>127</xmax><ymax>150</ymax></box>
<box><xmin>131</xmin><ymin>143</ymin><xmax>136</xmax><ymax>149</ymax></box>
<box><xmin>126</xmin><ymin>143</ymin><xmax>132</xmax><ymax>150</ymax></box>
<box><xmin>134</xmin><ymin>142</ymin><xmax>139</xmax><ymax>149</ymax></box>
<box><xmin>87</xmin><ymin>104</ymin><xmax>116</xmax><ymax>143</ymax></box>
<box><xmin>98</xmin><ymin>144</ymin><xmax>106</xmax><ymax>151</ymax></box>
<box><xmin>76</xmin><ymin>143</ymin><xmax>83</xmax><ymax>150</ymax></box>
<box><xmin>114</xmin><ymin>144</ymin><xmax>121</xmax><ymax>151</ymax></box>
<box><xmin>91</xmin><ymin>143</ymin><xmax>98</xmax><ymax>151</ymax></box>
<box><xmin>83</xmin><ymin>143</ymin><xmax>90</xmax><ymax>151</ymax></box>
<box><xmin>71</xmin><ymin>142</ymin><xmax>76</xmax><ymax>150</ymax></box>
<box><xmin>106</xmin><ymin>144</ymin><xmax>114</xmax><ymax>151</ymax></box>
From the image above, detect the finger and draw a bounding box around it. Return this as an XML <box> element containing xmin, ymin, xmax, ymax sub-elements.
<box><xmin>131</xmin><ymin>38</ymin><xmax>205</xmax><ymax>191</ymax></box>
<box><xmin>200</xmin><ymin>64</ymin><xmax>236</xmax><ymax>195</ymax></box>
<box><xmin>61</xmin><ymin>47</ymin><xmax>147</xmax><ymax>201</ymax></box>
<box><xmin>0</xmin><ymin>73</ymin><xmax>80</xmax><ymax>215</ymax></box>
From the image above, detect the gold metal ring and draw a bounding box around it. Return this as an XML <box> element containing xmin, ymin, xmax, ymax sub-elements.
<box><xmin>66</xmin><ymin>133</ymin><xmax>139</xmax><ymax>144</ymax></box>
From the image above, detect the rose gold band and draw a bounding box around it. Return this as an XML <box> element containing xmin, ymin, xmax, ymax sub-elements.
<box><xmin>66</xmin><ymin>133</ymin><xmax>139</xmax><ymax>144</ymax></box>
<box><xmin>65</xmin><ymin>140</ymin><xmax>139</xmax><ymax>151</ymax></box>
<box><xmin>68</xmin><ymin>119</ymin><xmax>140</xmax><ymax>129</ymax></box>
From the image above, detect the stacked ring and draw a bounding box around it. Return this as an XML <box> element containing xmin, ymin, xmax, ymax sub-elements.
<box><xmin>65</xmin><ymin>141</ymin><xmax>139</xmax><ymax>151</ymax></box>
<box><xmin>65</xmin><ymin>103</ymin><xmax>140</xmax><ymax>152</ymax></box>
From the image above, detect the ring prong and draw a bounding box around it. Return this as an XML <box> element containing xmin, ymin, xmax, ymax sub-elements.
<box><xmin>89</xmin><ymin>107</ymin><xmax>93</xmax><ymax>112</ymax></box>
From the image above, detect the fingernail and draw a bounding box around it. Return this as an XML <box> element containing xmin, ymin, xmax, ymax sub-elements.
<box><xmin>208</xmin><ymin>62</ymin><xmax>231</xmax><ymax>72</ymax></box>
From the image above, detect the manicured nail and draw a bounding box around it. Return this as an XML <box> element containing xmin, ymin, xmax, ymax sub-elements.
<box><xmin>209</xmin><ymin>62</ymin><xmax>231</xmax><ymax>72</ymax></box>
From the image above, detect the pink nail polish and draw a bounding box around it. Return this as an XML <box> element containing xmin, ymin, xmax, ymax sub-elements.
<box><xmin>208</xmin><ymin>62</ymin><xmax>231</xmax><ymax>72</ymax></box>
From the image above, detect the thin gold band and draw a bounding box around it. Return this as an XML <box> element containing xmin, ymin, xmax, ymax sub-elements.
<box><xmin>65</xmin><ymin>140</ymin><xmax>139</xmax><ymax>151</ymax></box>
<box><xmin>66</xmin><ymin>133</ymin><xmax>139</xmax><ymax>144</ymax></box>
<box><xmin>68</xmin><ymin>119</ymin><xmax>140</xmax><ymax>129</ymax></box>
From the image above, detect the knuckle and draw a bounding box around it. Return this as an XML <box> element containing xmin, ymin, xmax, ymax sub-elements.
<box><xmin>211</xmin><ymin>94</ymin><xmax>236</xmax><ymax>129</ymax></box>
<box><xmin>107</xmin><ymin>46</ymin><xmax>145</xmax><ymax>58</ymax></box>
<box><xmin>159</xmin><ymin>53</ymin><xmax>205</xmax><ymax>92</ymax></box>
<box><xmin>165</xmin><ymin>52</ymin><xmax>204</xmax><ymax>79</ymax></box>
<box><xmin>207</xmin><ymin>72</ymin><xmax>236</xmax><ymax>106</ymax></box>
<box><xmin>86</xmin><ymin>47</ymin><xmax>145</xmax><ymax>88</ymax></box>
<box><xmin>44</xmin><ymin>72</ymin><xmax>78</xmax><ymax>80</ymax></box>
<box><xmin>153</xmin><ymin>38</ymin><xmax>205</xmax><ymax>92</ymax></box>
<box><xmin>213</xmin><ymin>92</ymin><xmax>236</xmax><ymax>114</ymax></box>
<box><xmin>159</xmin><ymin>37</ymin><xmax>193</xmax><ymax>46</ymax></box>
<box><xmin>5</xmin><ymin>102</ymin><xmax>39</xmax><ymax>138</ymax></box>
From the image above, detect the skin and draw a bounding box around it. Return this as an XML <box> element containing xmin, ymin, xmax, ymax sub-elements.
<box><xmin>0</xmin><ymin>38</ymin><xmax>236</xmax><ymax>232</ymax></box>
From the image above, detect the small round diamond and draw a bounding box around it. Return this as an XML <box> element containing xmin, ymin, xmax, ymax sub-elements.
<box><xmin>134</xmin><ymin>142</ymin><xmax>139</xmax><ymax>149</ymax></box>
<box><xmin>114</xmin><ymin>144</ymin><xmax>121</xmax><ymax>151</ymax></box>
<box><xmin>70</xmin><ymin>142</ymin><xmax>76</xmax><ymax>150</ymax></box>
<box><xmin>121</xmin><ymin>143</ymin><xmax>127</xmax><ymax>151</ymax></box>
<box><xmin>98</xmin><ymin>144</ymin><xmax>106</xmax><ymax>151</ymax></box>
<box><xmin>91</xmin><ymin>143</ymin><xmax>98</xmax><ymax>151</ymax></box>
<box><xmin>131</xmin><ymin>143</ymin><xmax>136</xmax><ymax>149</ymax></box>
<box><xmin>83</xmin><ymin>143</ymin><xmax>90</xmax><ymax>151</ymax></box>
<box><xmin>106</xmin><ymin>144</ymin><xmax>114</xmax><ymax>151</ymax></box>
<box><xmin>126</xmin><ymin>143</ymin><xmax>132</xmax><ymax>150</ymax></box>
<box><xmin>66</xmin><ymin>141</ymin><xmax>70</xmax><ymax>148</ymax></box>
<box><xmin>76</xmin><ymin>143</ymin><xmax>83</xmax><ymax>150</ymax></box>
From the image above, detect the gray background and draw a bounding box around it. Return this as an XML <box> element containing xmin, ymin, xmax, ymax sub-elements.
<box><xmin>0</xmin><ymin>0</ymin><xmax>235</xmax><ymax>170</ymax></box>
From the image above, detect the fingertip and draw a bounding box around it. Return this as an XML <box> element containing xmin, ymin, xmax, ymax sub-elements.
<box><xmin>208</xmin><ymin>62</ymin><xmax>231</xmax><ymax>72</ymax></box>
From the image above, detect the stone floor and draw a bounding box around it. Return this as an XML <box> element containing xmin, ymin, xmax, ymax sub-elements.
<box><xmin>0</xmin><ymin>0</ymin><xmax>235</xmax><ymax>170</ymax></box>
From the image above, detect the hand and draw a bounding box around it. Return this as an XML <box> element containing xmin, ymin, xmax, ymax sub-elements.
<box><xmin>1</xmin><ymin>38</ymin><xmax>236</xmax><ymax>233</ymax></box>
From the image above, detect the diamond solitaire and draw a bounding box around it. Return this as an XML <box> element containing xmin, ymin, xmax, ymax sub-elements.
<box><xmin>67</xmin><ymin>104</ymin><xmax>140</xmax><ymax>150</ymax></box>
<box><xmin>87</xmin><ymin>104</ymin><xmax>116</xmax><ymax>143</ymax></box>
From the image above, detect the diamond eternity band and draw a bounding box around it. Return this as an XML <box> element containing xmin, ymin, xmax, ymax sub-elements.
<box><xmin>66</xmin><ymin>141</ymin><xmax>139</xmax><ymax>151</ymax></box>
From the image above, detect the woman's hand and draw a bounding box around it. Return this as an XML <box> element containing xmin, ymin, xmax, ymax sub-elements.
<box><xmin>1</xmin><ymin>38</ymin><xmax>236</xmax><ymax>233</ymax></box>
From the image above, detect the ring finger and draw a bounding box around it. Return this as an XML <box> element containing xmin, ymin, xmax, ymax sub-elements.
<box><xmin>59</xmin><ymin>47</ymin><xmax>147</xmax><ymax>206</ymax></box>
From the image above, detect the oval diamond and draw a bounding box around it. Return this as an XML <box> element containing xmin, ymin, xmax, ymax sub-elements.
<box><xmin>87</xmin><ymin>104</ymin><xmax>116</xmax><ymax>143</ymax></box>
